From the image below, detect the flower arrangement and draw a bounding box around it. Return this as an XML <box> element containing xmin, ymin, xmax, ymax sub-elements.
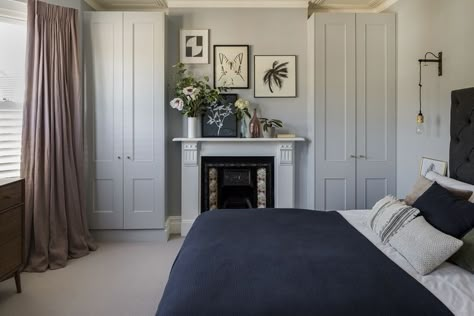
<box><xmin>234</xmin><ymin>98</ymin><xmax>251</xmax><ymax>121</ymax></box>
<box><xmin>169</xmin><ymin>63</ymin><xmax>224</xmax><ymax>117</ymax></box>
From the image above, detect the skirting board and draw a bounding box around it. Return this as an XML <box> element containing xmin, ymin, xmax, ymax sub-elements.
<box><xmin>91</xmin><ymin>217</ymin><xmax>183</xmax><ymax>242</ymax></box>
<box><xmin>166</xmin><ymin>216</ymin><xmax>182</xmax><ymax>236</ymax></box>
<box><xmin>91</xmin><ymin>229</ymin><xmax>168</xmax><ymax>243</ymax></box>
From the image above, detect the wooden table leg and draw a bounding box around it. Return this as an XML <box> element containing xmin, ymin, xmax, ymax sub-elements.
<box><xmin>14</xmin><ymin>271</ymin><xmax>22</xmax><ymax>293</ymax></box>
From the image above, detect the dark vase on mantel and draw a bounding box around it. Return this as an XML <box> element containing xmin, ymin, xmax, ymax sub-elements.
<box><xmin>249</xmin><ymin>109</ymin><xmax>261</xmax><ymax>138</ymax></box>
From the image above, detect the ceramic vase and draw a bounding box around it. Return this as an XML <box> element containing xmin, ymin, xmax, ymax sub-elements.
<box><xmin>263</xmin><ymin>127</ymin><xmax>276</xmax><ymax>138</ymax></box>
<box><xmin>240</xmin><ymin>120</ymin><xmax>247</xmax><ymax>138</ymax></box>
<box><xmin>187</xmin><ymin>117</ymin><xmax>197</xmax><ymax>138</ymax></box>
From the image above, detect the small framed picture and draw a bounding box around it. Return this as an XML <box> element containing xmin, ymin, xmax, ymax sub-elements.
<box><xmin>420</xmin><ymin>157</ymin><xmax>448</xmax><ymax>176</ymax></box>
<box><xmin>202</xmin><ymin>94</ymin><xmax>238</xmax><ymax>137</ymax></box>
<box><xmin>180</xmin><ymin>30</ymin><xmax>209</xmax><ymax>64</ymax></box>
<box><xmin>213</xmin><ymin>45</ymin><xmax>249</xmax><ymax>89</ymax></box>
<box><xmin>254</xmin><ymin>55</ymin><xmax>296</xmax><ymax>98</ymax></box>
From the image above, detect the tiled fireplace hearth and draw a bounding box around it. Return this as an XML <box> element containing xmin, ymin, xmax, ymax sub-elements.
<box><xmin>173</xmin><ymin>138</ymin><xmax>305</xmax><ymax>236</ymax></box>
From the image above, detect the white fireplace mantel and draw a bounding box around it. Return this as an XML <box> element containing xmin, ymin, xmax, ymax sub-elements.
<box><xmin>173</xmin><ymin>137</ymin><xmax>306</xmax><ymax>236</ymax></box>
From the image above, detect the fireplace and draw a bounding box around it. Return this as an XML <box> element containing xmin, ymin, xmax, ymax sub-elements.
<box><xmin>201</xmin><ymin>157</ymin><xmax>274</xmax><ymax>211</ymax></box>
<box><xmin>174</xmin><ymin>137</ymin><xmax>304</xmax><ymax>236</ymax></box>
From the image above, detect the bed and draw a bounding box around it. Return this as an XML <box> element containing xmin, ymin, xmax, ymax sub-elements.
<box><xmin>156</xmin><ymin>88</ymin><xmax>474</xmax><ymax>316</ymax></box>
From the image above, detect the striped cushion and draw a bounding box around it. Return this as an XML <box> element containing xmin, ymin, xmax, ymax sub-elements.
<box><xmin>368</xmin><ymin>196</ymin><xmax>420</xmax><ymax>244</ymax></box>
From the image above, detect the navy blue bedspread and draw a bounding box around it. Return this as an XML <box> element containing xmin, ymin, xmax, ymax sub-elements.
<box><xmin>157</xmin><ymin>209</ymin><xmax>452</xmax><ymax>316</ymax></box>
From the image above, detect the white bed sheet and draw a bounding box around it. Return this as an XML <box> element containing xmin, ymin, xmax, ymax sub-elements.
<box><xmin>339</xmin><ymin>209</ymin><xmax>474</xmax><ymax>316</ymax></box>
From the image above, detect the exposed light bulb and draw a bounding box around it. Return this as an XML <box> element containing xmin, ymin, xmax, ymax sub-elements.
<box><xmin>416</xmin><ymin>112</ymin><xmax>424</xmax><ymax>135</ymax></box>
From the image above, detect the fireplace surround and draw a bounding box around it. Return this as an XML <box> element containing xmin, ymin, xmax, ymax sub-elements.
<box><xmin>173</xmin><ymin>137</ymin><xmax>305</xmax><ymax>236</ymax></box>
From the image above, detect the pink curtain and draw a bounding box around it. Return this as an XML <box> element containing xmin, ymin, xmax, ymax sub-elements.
<box><xmin>21</xmin><ymin>0</ymin><xmax>96</xmax><ymax>272</ymax></box>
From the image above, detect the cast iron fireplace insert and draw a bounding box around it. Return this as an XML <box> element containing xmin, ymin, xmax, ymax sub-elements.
<box><xmin>201</xmin><ymin>156</ymin><xmax>274</xmax><ymax>212</ymax></box>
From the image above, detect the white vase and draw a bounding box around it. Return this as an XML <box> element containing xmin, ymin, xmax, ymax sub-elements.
<box><xmin>187</xmin><ymin>117</ymin><xmax>198</xmax><ymax>138</ymax></box>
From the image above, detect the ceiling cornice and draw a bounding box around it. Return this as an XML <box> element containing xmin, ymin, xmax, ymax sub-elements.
<box><xmin>84</xmin><ymin>0</ymin><xmax>105</xmax><ymax>10</ymax></box>
<box><xmin>309</xmin><ymin>0</ymin><xmax>399</xmax><ymax>12</ymax></box>
<box><xmin>85</xmin><ymin>0</ymin><xmax>398</xmax><ymax>11</ymax></box>
<box><xmin>0</xmin><ymin>0</ymin><xmax>26</xmax><ymax>20</ymax></box>
<box><xmin>85</xmin><ymin>0</ymin><xmax>168</xmax><ymax>10</ymax></box>
<box><xmin>167</xmin><ymin>0</ymin><xmax>308</xmax><ymax>8</ymax></box>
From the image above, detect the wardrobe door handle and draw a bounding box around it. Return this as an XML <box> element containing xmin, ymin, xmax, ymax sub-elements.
<box><xmin>127</xmin><ymin>156</ymin><xmax>132</xmax><ymax>160</ymax></box>
<box><xmin>350</xmin><ymin>154</ymin><xmax>357</xmax><ymax>158</ymax></box>
<box><xmin>359</xmin><ymin>155</ymin><xmax>366</xmax><ymax>159</ymax></box>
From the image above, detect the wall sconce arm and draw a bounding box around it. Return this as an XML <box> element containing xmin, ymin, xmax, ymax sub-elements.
<box><xmin>418</xmin><ymin>51</ymin><xmax>443</xmax><ymax>76</ymax></box>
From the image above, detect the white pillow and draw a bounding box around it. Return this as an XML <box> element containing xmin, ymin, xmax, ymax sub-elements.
<box><xmin>368</xmin><ymin>196</ymin><xmax>419</xmax><ymax>244</ymax></box>
<box><xmin>425</xmin><ymin>171</ymin><xmax>474</xmax><ymax>202</ymax></box>
<box><xmin>389</xmin><ymin>217</ymin><xmax>463</xmax><ymax>275</ymax></box>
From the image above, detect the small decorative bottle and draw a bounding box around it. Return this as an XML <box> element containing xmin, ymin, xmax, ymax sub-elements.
<box><xmin>249</xmin><ymin>109</ymin><xmax>261</xmax><ymax>138</ymax></box>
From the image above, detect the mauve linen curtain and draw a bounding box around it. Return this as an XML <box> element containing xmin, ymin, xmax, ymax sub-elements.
<box><xmin>21</xmin><ymin>0</ymin><xmax>96</xmax><ymax>272</ymax></box>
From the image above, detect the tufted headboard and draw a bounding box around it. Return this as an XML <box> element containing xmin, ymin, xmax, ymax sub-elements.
<box><xmin>450</xmin><ymin>88</ymin><xmax>474</xmax><ymax>185</ymax></box>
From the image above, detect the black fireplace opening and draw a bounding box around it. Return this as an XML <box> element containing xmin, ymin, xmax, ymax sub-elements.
<box><xmin>201</xmin><ymin>156</ymin><xmax>274</xmax><ymax>212</ymax></box>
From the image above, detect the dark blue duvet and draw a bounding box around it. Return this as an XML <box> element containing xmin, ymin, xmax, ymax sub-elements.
<box><xmin>157</xmin><ymin>209</ymin><xmax>452</xmax><ymax>316</ymax></box>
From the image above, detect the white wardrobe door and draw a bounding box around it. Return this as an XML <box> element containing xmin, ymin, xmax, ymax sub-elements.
<box><xmin>123</xmin><ymin>12</ymin><xmax>165</xmax><ymax>229</ymax></box>
<box><xmin>84</xmin><ymin>12</ymin><xmax>124</xmax><ymax>229</ymax></box>
<box><xmin>314</xmin><ymin>13</ymin><xmax>357</xmax><ymax>210</ymax></box>
<box><xmin>356</xmin><ymin>14</ymin><xmax>396</xmax><ymax>209</ymax></box>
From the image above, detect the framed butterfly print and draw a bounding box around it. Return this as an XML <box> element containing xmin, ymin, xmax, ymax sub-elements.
<box><xmin>213</xmin><ymin>45</ymin><xmax>249</xmax><ymax>89</ymax></box>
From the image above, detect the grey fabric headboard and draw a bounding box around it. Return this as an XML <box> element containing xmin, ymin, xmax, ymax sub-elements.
<box><xmin>450</xmin><ymin>88</ymin><xmax>474</xmax><ymax>185</ymax></box>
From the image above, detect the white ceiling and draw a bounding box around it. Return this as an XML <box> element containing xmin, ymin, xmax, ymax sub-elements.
<box><xmin>85</xmin><ymin>0</ymin><xmax>398</xmax><ymax>12</ymax></box>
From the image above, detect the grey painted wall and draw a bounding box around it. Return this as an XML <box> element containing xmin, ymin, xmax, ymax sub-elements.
<box><xmin>385</xmin><ymin>0</ymin><xmax>474</xmax><ymax>197</ymax></box>
<box><xmin>166</xmin><ymin>8</ymin><xmax>309</xmax><ymax>216</ymax></box>
<box><xmin>17</xmin><ymin>0</ymin><xmax>474</xmax><ymax>216</ymax></box>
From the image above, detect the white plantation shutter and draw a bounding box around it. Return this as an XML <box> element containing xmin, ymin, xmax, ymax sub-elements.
<box><xmin>0</xmin><ymin>17</ymin><xmax>26</xmax><ymax>179</ymax></box>
<box><xmin>0</xmin><ymin>101</ymin><xmax>22</xmax><ymax>178</ymax></box>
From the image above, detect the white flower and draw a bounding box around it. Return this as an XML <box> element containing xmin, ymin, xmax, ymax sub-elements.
<box><xmin>183</xmin><ymin>86</ymin><xmax>200</xmax><ymax>100</ymax></box>
<box><xmin>183</xmin><ymin>86</ymin><xmax>194</xmax><ymax>95</ymax></box>
<box><xmin>170</xmin><ymin>98</ymin><xmax>184</xmax><ymax>111</ymax></box>
<box><xmin>183</xmin><ymin>86</ymin><xmax>200</xmax><ymax>101</ymax></box>
<box><xmin>191</xmin><ymin>88</ymin><xmax>200</xmax><ymax>100</ymax></box>
<box><xmin>235</xmin><ymin>98</ymin><xmax>250</xmax><ymax>110</ymax></box>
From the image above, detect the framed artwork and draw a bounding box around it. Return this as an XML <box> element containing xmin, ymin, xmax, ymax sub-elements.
<box><xmin>202</xmin><ymin>94</ymin><xmax>238</xmax><ymax>137</ymax></box>
<box><xmin>420</xmin><ymin>157</ymin><xmax>448</xmax><ymax>176</ymax></box>
<box><xmin>254</xmin><ymin>55</ymin><xmax>297</xmax><ymax>98</ymax></box>
<box><xmin>213</xmin><ymin>45</ymin><xmax>249</xmax><ymax>89</ymax></box>
<box><xmin>180</xmin><ymin>30</ymin><xmax>209</xmax><ymax>64</ymax></box>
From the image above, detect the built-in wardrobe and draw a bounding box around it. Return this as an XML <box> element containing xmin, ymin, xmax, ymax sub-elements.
<box><xmin>308</xmin><ymin>13</ymin><xmax>396</xmax><ymax>210</ymax></box>
<box><xmin>83</xmin><ymin>12</ymin><xmax>166</xmax><ymax>232</ymax></box>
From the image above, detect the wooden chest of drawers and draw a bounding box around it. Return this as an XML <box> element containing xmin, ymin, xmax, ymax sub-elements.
<box><xmin>0</xmin><ymin>178</ymin><xmax>25</xmax><ymax>293</ymax></box>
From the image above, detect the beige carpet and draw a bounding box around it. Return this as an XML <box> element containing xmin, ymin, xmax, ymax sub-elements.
<box><xmin>0</xmin><ymin>237</ymin><xmax>184</xmax><ymax>316</ymax></box>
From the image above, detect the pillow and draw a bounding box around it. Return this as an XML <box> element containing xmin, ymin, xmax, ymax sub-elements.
<box><xmin>425</xmin><ymin>171</ymin><xmax>474</xmax><ymax>203</ymax></box>
<box><xmin>449</xmin><ymin>228</ymin><xmax>474</xmax><ymax>273</ymax></box>
<box><xmin>405</xmin><ymin>175</ymin><xmax>473</xmax><ymax>205</ymax></box>
<box><xmin>413</xmin><ymin>182</ymin><xmax>474</xmax><ymax>238</ymax></box>
<box><xmin>389</xmin><ymin>216</ymin><xmax>463</xmax><ymax>275</ymax></box>
<box><xmin>368</xmin><ymin>196</ymin><xmax>419</xmax><ymax>244</ymax></box>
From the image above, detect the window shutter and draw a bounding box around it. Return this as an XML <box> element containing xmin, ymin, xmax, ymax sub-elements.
<box><xmin>0</xmin><ymin>101</ymin><xmax>22</xmax><ymax>178</ymax></box>
<box><xmin>0</xmin><ymin>18</ymin><xmax>26</xmax><ymax>179</ymax></box>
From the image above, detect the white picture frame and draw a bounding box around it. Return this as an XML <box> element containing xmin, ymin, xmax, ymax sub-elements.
<box><xmin>180</xmin><ymin>30</ymin><xmax>209</xmax><ymax>64</ymax></box>
<box><xmin>254</xmin><ymin>55</ymin><xmax>296</xmax><ymax>98</ymax></box>
<box><xmin>420</xmin><ymin>157</ymin><xmax>448</xmax><ymax>176</ymax></box>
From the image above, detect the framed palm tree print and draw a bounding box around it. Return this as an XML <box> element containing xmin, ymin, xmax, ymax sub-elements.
<box><xmin>254</xmin><ymin>55</ymin><xmax>296</xmax><ymax>98</ymax></box>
